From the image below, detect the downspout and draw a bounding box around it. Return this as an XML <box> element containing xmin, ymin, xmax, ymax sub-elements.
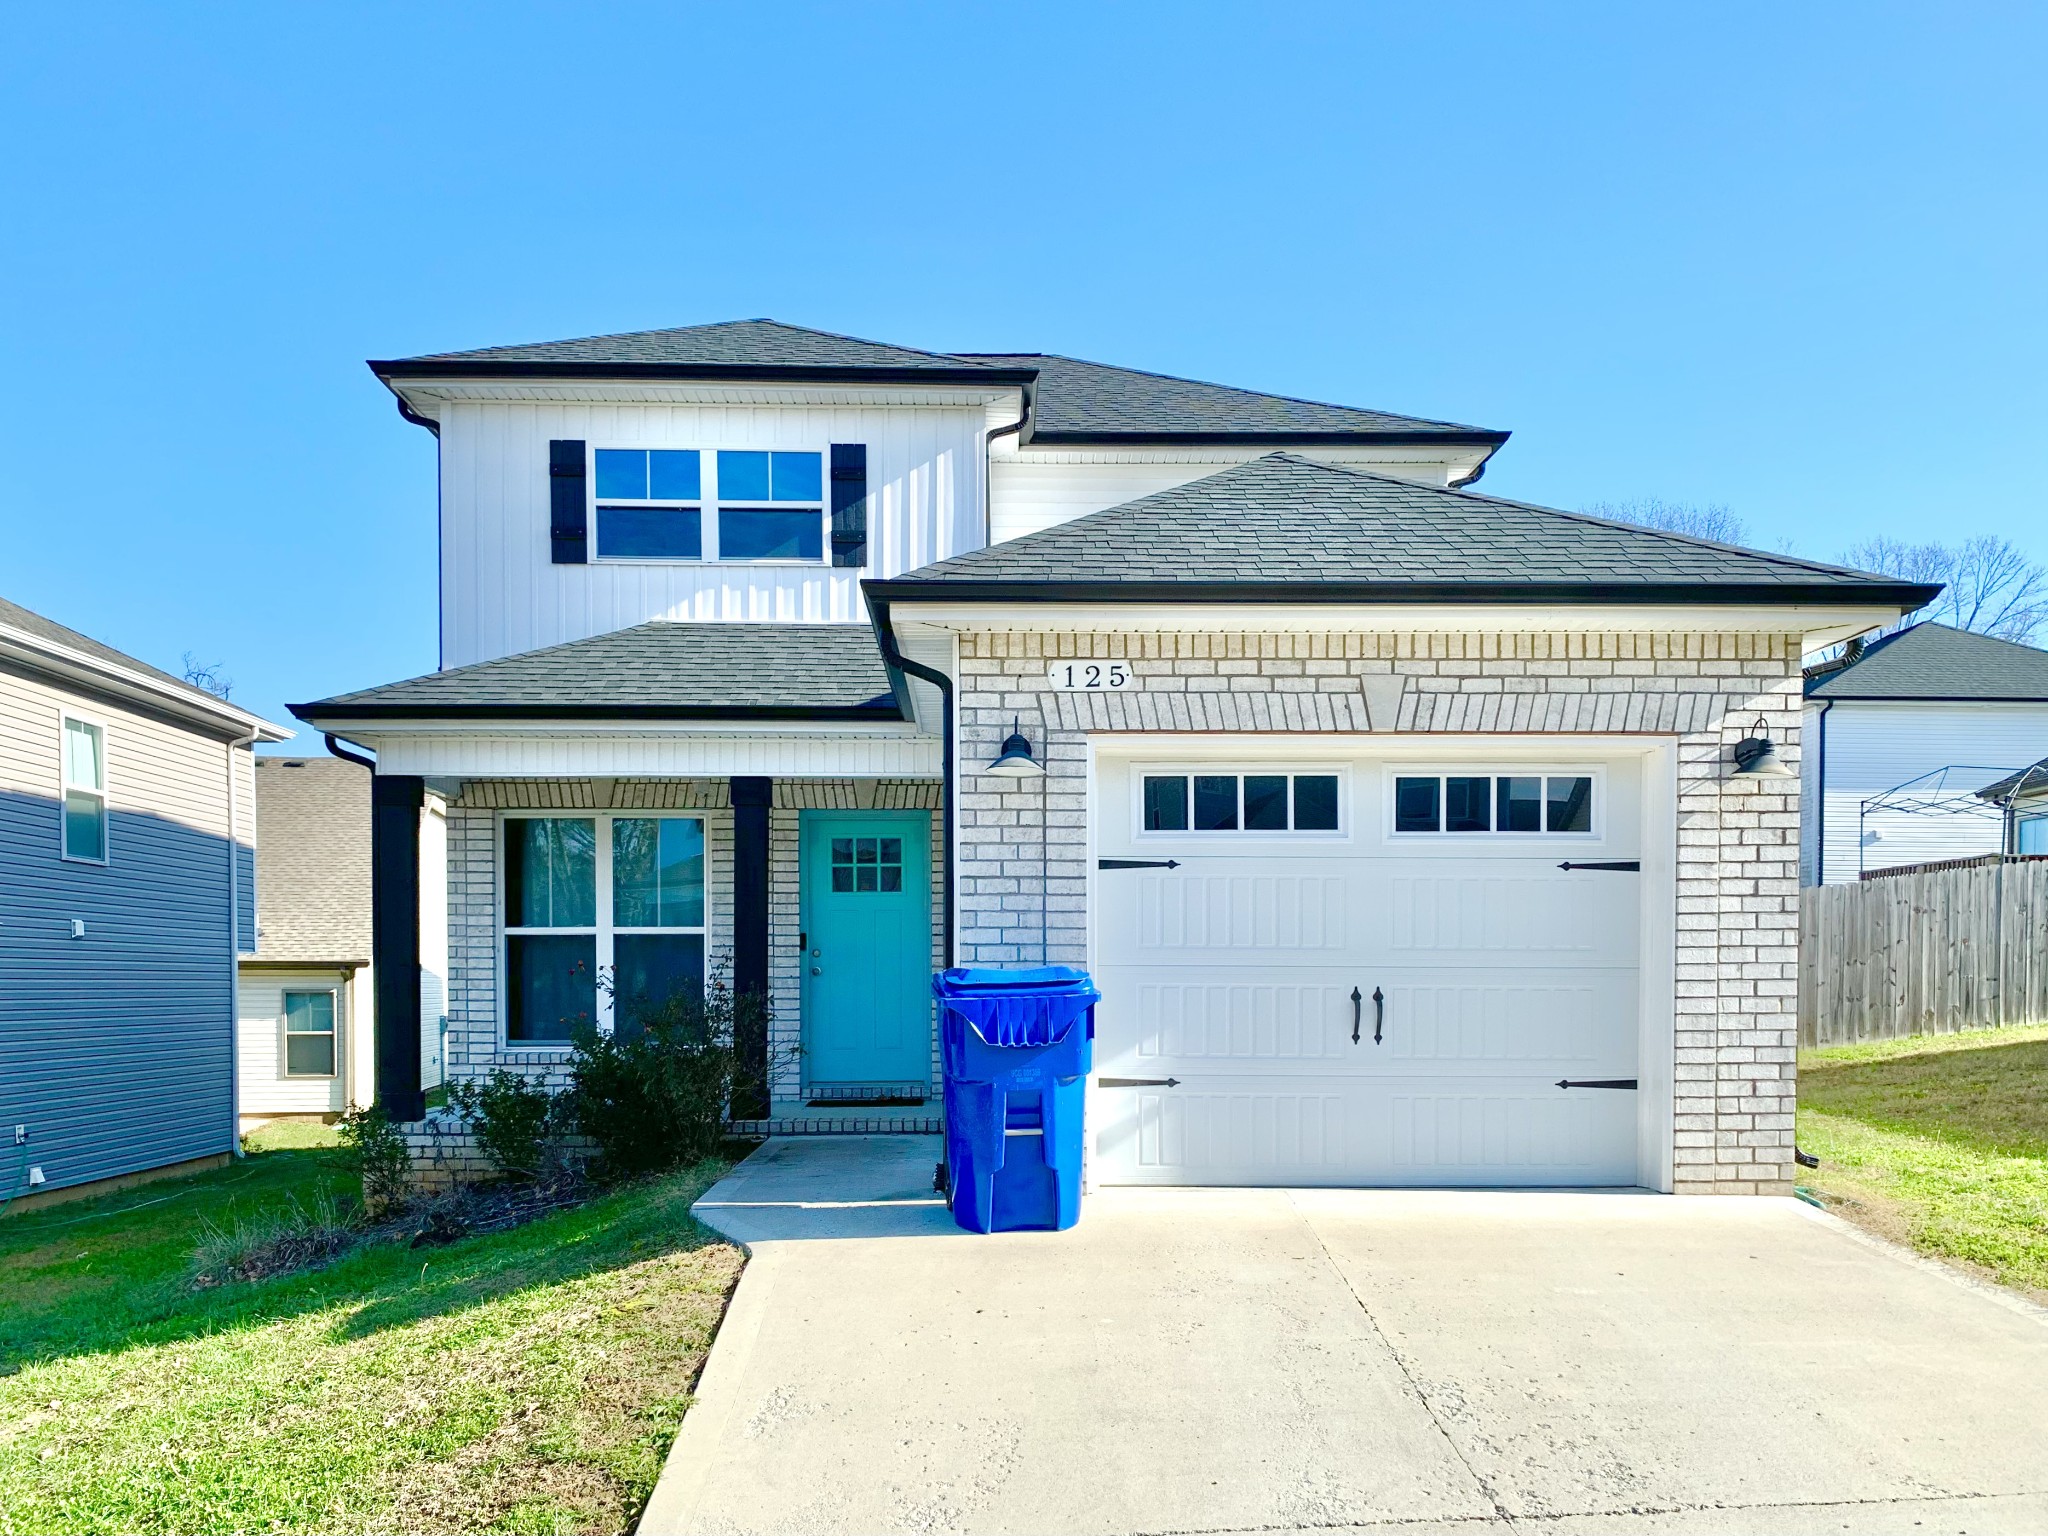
<box><xmin>325</xmin><ymin>733</ymin><xmax>378</xmax><ymax>772</ymax></box>
<box><xmin>226</xmin><ymin>728</ymin><xmax>259</xmax><ymax>1156</ymax></box>
<box><xmin>1812</xmin><ymin>700</ymin><xmax>1831</xmax><ymax>884</ymax></box>
<box><xmin>981</xmin><ymin>385</ymin><xmax>1031</xmax><ymax>550</ymax></box>
<box><xmin>869</xmin><ymin>597</ymin><xmax>954</xmax><ymax>967</ymax></box>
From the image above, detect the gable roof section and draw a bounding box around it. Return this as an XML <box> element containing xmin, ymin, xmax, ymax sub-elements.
<box><xmin>293</xmin><ymin>622</ymin><xmax>904</xmax><ymax>722</ymax></box>
<box><xmin>960</xmin><ymin>352</ymin><xmax>1505</xmax><ymax>445</ymax></box>
<box><xmin>251</xmin><ymin>757</ymin><xmax>372</xmax><ymax>966</ymax></box>
<box><xmin>1807</xmin><ymin>622</ymin><xmax>2048</xmax><ymax>701</ymax></box>
<box><xmin>867</xmin><ymin>454</ymin><xmax>1939</xmax><ymax>608</ymax></box>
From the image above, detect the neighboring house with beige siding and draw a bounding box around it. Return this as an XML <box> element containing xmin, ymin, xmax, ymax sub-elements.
<box><xmin>295</xmin><ymin>319</ymin><xmax>1940</xmax><ymax>1196</ymax></box>
<box><xmin>0</xmin><ymin>594</ymin><xmax>287</xmax><ymax>1208</ymax></box>
<box><xmin>239</xmin><ymin>755</ymin><xmax>448</xmax><ymax>1129</ymax></box>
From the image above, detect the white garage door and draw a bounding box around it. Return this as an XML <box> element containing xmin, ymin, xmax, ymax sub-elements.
<box><xmin>1091</xmin><ymin>755</ymin><xmax>1645</xmax><ymax>1188</ymax></box>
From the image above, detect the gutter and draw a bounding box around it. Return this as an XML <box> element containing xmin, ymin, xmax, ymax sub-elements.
<box><xmin>225</xmin><ymin>727</ymin><xmax>260</xmax><ymax>1157</ymax></box>
<box><xmin>290</xmin><ymin>700</ymin><xmax>909</xmax><ymax>724</ymax></box>
<box><xmin>1812</xmin><ymin>700</ymin><xmax>1831</xmax><ymax>883</ymax></box>
<box><xmin>866</xmin><ymin>595</ymin><xmax>954</xmax><ymax>967</ymax></box>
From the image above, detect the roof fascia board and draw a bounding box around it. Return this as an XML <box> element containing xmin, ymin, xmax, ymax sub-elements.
<box><xmin>864</xmin><ymin>579</ymin><xmax>1940</xmax><ymax>611</ymax></box>
<box><xmin>292</xmin><ymin>713</ymin><xmax>929</xmax><ymax>738</ymax></box>
<box><xmin>870</xmin><ymin>598</ymin><xmax>1915</xmax><ymax>643</ymax></box>
<box><xmin>1804</xmin><ymin>689</ymin><xmax>2048</xmax><ymax>703</ymax></box>
<box><xmin>0</xmin><ymin>629</ymin><xmax>290</xmax><ymax>741</ymax></box>
<box><xmin>292</xmin><ymin>702</ymin><xmax>906</xmax><ymax>726</ymax></box>
<box><xmin>1021</xmin><ymin>429</ymin><xmax>1510</xmax><ymax>449</ymax></box>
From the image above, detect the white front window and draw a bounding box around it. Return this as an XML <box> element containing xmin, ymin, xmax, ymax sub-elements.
<box><xmin>592</xmin><ymin>447</ymin><xmax>825</xmax><ymax>564</ymax></box>
<box><xmin>501</xmin><ymin>814</ymin><xmax>708</xmax><ymax>1044</ymax></box>
<box><xmin>283</xmin><ymin>990</ymin><xmax>338</xmax><ymax>1077</ymax></box>
<box><xmin>60</xmin><ymin>715</ymin><xmax>107</xmax><ymax>863</ymax></box>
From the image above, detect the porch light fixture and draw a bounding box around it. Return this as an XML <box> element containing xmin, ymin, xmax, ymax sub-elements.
<box><xmin>1731</xmin><ymin>715</ymin><xmax>1792</xmax><ymax>777</ymax></box>
<box><xmin>985</xmin><ymin>720</ymin><xmax>1045</xmax><ymax>777</ymax></box>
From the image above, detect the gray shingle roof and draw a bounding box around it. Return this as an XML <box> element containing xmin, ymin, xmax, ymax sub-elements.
<box><xmin>961</xmin><ymin>352</ymin><xmax>1502</xmax><ymax>442</ymax></box>
<box><xmin>1807</xmin><ymin>622</ymin><xmax>2048</xmax><ymax>701</ymax></box>
<box><xmin>1975</xmin><ymin>757</ymin><xmax>2048</xmax><ymax>803</ymax></box>
<box><xmin>398</xmin><ymin>318</ymin><xmax>1000</xmax><ymax>372</ymax></box>
<box><xmin>294</xmin><ymin>622</ymin><xmax>902</xmax><ymax>721</ymax></box>
<box><xmin>869</xmin><ymin>454</ymin><xmax>1938</xmax><ymax>605</ymax></box>
<box><xmin>0</xmin><ymin>593</ymin><xmax>254</xmax><ymax>714</ymax></box>
<box><xmin>373</xmin><ymin>321</ymin><xmax>1505</xmax><ymax>445</ymax></box>
<box><xmin>251</xmin><ymin>757</ymin><xmax>371</xmax><ymax>966</ymax></box>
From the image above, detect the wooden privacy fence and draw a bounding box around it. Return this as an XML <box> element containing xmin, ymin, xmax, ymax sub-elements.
<box><xmin>1800</xmin><ymin>855</ymin><xmax>2048</xmax><ymax>1046</ymax></box>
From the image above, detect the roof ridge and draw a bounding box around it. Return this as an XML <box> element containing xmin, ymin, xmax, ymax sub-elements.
<box><xmin>410</xmin><ymin>317</ymin><xmax>993</xmax><ymax>367</ymax></box>
<box><xmin>954</xmin><ymin>351</ymin><xmax>1489</xmax><ymax>433</ymax></box>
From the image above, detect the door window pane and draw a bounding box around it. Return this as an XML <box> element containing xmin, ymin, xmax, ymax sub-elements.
<box><xmin>505</xmin><ymin>819</ymin><xmax>596</xmax><ymax>928</ymax></box>
<box><xmin>1292</xmin><ymin>775</ymin><xmax>1339</xmax><ymax>831</ymax></box>
<box><xmin>506</xmin><ymin>934</ymin><xmax>596</xmax><ymax>1041</ymax></box>
<box><xmin>1193</xmin><ymin>775</ymin><xmax>1238</xmax><ymax>831</ymax></box>
<box><xmin>1142</xmin><ymin>776</ymin><xmax>1188</xmax><ymax>831</ymax></box>
<box><xmin>1497</xmin><ymin>776</ymin><xmax>1543</xmax><ymax>832</ymax></box>
<box><xmin>1243</xmin><ymin>775</ymin><xmax>1288</xmax><ymax>831</ymax></box>
<box><xmin>613</xmin><ymin>817</ymin><xmax>705</xmax><ymax>927</ymax></box>
<box><xmin>1547</xmin><ymin>776</ymin><xmax>1593</xmax><ymax>832</ymax></box>
<box><xmin>611</xmin><ymin>934</ymin><xmax>706</xmax><ymax>1038</ymax></box>
<box><xmin>283</xmin><ymin>991</ymin><xmax>336</xmax><ymax>1076</ymax></box>
<box><xmin>597</xmin><ymin>507</ymin><xmax>701</xmax><ymax>559</ymax></box>
<box><xmin>594</xmin><ymin>448</ymin><xmax>648</xmax><ymax>499</ymax></box>
<box><xmin>1394</xmin><ymin>777</ymin><xmax>1440</xmax><ymax>832</ymax></box>
<box><xmin>1445</xmin><ymin>777</ymin><xmax>1491</xmax><ymax>832</ymax></box>
<box><xmin>719</xmin><ymin>508</ymin><xmax>822</xmax><ymax>560</ymax></box>
<box><xmin>831</xmin><ymin>834</ymin><xmax>904</xmax><ymax>895</ymax></box>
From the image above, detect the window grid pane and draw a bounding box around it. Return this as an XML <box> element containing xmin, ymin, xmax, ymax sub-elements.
<box><xmin>1444</xmin><ymin>777</ymin><xmax>1492</xmax><ymax>833</ymax></box>
<box><xmin>1292</xmin><ymin>775</ymin><xmax>1339</xmax><ymax>831</ymax></box>
<box><xmin>1143</xmin><ymin>776</ymin><xmax>1188</xmax><ymax>831</ymax></box>
<box><xmin>64</xmin><ymin>719</ymin><xmax>103</xmax><ymax>790</ymax></box>
<box><xmin>1547</xmin><ymin>776</ymin><xmax>1594</xmax><ymax>832</ymax></box>
<box><xmin>1394</xmin><ymin>777</ymin><xmax>1440</xmax><ymax>832</ymax></box>
<box><xmin>1497</xmin><ymin>776</ymin><xmax>1543</xmax><ymax>832</ymax></box>
<box><xmin>719</xmin><ymin>507</ymin><xmax>822</xmax><ymax>560</ymax></box>
<box><xmin>647</xmin><ymin>449</ymin><xmax>702</xmax><ymax>499</ymax></box>
<box><xmin>1192</xmin><ymin>776</ymin><xmax>1239</xmax><ymax>831</ymax></box>
<box><xmin>506</xmin><ymin>818</ymin><xmax>596</xmax><ymax>928</ymax></box>
<box><xmin>63</xmin><ymin>791</ymin><xmax>105</xmax><ymax>860</ymax></box>
<box><xmin>597</xmin><ymin>507</ymin><xmax>701</xmax><ymax>560</ymax></box>
<box><xmin>593</xmin><ymin>449</ymin><xmax>648</xmax><ymax>500</ymax></box>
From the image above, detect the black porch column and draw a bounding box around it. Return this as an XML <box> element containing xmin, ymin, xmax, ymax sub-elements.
<box><xmin>370</xmin><ymin>774</ymin><xmax>426</xmax><ymax>1123</ymax></box>
<box><xmin>729</xmin><ymin>776</ymin><xmax>773</xmax><ymax>1118</ymax></box>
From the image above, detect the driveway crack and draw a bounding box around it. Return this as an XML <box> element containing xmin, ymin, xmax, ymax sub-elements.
<box><xmin>1291</xmin><ymin>1194</ymin><xmax>1519</xmax><ymax>1531</ymax></box>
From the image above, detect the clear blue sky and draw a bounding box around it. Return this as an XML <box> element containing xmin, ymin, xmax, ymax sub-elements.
<box><xmin>4</xmin><ymin>2</ymin><xmax>2042</xmax><ymax>740</ymax></box>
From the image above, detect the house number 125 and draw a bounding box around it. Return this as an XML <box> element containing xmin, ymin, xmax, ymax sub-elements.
<box><xmin>1047</xmin><ymin>661</ymin><xmax>1134</xmax><ymax>690</ymax></box>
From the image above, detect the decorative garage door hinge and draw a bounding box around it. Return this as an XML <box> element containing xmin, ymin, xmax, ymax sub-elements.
<box><xmin>1557</xmin><ymin>861</ymin><xmax>1641</xmax><ymax>872</ymax></box>
<box><xmin>1098</xmin><ymin>1077</ymin><xmax>1181</xmax><ymax>1088</ymax></box>
<box><xmin>1098</xmin><ymin>858</ymin><xmax>1181</xmax><ymax>870</ymax></box>
<box><xmin>1556</xmin><ymin>1078</ymin><xmax>1639</xmax><ymax>1090</ymax></box>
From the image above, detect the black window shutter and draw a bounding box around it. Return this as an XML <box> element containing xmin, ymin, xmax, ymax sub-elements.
<box><xmin>549</xmin><ymin>440</ymin><xmax>588</xmax><ymax>564</ymax></box>
<box><xmin>829</xmin><ymin>443</ymin><xmax>867</xmax><ymax>569</ymax></box>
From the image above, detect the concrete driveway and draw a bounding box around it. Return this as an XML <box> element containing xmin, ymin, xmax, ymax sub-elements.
<box><xmin>641</xmin><ymin>1136</ymin><xmax>2048</xmax><ymax>1536</ymax></box>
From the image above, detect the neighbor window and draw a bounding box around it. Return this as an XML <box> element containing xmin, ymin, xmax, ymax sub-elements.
<box><xmin>1142</xmin><ymin>773</ymin><xmax>1341</xmax><ymax>832</ymax></box>
<box><xmin>590</xmin><ymin>446</ymin><xmax>826</xmax><ymax>563</ymax></box>
<box><xmin>283</xmin><ymin>990</ymin><xmax>337</xmax><ymax>1076</ymax></box>
<box><xmin>2019</xmin><ymin>814</ymin><xmax>2048</xmax><ymax>856</ymax></box>
<box><xmin>502</xmin><ymin>814</ymin><xmax>706</xmax><ymax>1043</ymax></box>
<box><xmin>60</xmin><ymin>716</ymin><xmax>107</xmax><ymax>861</ymax></box>
<box><xmin>1392</xmin><ymin>774</ymin><xmax>1594</xmax><ymax>834</ymax></box>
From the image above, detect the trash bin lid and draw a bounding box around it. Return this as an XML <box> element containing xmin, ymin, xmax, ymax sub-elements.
<box><xmin>933</xmin><ymin>966</ymin><xmax>1100</xmax><ymax>1047</ymax></box>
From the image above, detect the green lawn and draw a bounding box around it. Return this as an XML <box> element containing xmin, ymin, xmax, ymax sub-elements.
<box><xmin>0</xmin><ymin>1126</ymin><xmax>743</xmax><ymax>1535</ymax></box>
<box><xmin>1799</xmin><ymin>1023</ymin><xmax>2048</xmax><ymax>1301</ymax></box>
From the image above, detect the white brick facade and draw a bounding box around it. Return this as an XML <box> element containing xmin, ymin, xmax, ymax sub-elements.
<box><xmin>951</xmin><ymin>629</ymin><xmax>1804</xmax><ymax>1196</ymax></box>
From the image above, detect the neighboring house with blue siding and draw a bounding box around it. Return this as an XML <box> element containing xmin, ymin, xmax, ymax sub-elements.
<box><xmin>0</xmin><ymin>594</ymin><xmax>288</xmax><ymax>1208</ymax></box>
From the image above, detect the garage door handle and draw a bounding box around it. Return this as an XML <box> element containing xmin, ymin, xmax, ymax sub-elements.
<box><xmin>1350</xmin><ymin>987</ymin><xmax>1361</xmax><ymax>1043</ymax></box>
<box><xmin>1558</xmin><ymin>861</ymin><xmax>1641</xmax><ymax>872</ymax></box>
<box><xmin>1099</xmin><ymin>1077</ymin><xmax>1180</xmax><ymax>1088</ymax></box>
<box><xmin>1350</xmin><ymin>987</ymin><xmax>1384</xmax><ymax>1045</ymax></box>
<box><xmin>1556</xmin><ymin>1079</ymin><xmax>1638</xmax><ymax>1090</ymax></box>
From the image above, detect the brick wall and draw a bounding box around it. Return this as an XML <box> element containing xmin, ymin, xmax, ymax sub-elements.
<box><xmin>952</xmin><ymin>629</ymin><xmax>1804</xmax><ymax>1196</ymax></box>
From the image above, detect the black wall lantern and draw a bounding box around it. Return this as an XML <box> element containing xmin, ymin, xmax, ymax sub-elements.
<box><xmin>1731</xmin><ymin>715</ymin><xmax>1792</xmax><ymax>777</ymax></box>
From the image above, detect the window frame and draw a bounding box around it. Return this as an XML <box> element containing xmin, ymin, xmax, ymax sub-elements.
<box><xmin>1384</xmin><ymin>765</ymin><xmax>1604</xmax><ymax>840</ymax></box>
<box><xmin>1133</xmin><ymin>767</ymin><xmax>1349</xmax><ymax>838</ymax></box>
<box><xmin>588</xmin><ymin>444</ymin><xmax>829</xmax><ymax>568</ymax></box>
<box><xmin>58</xmin><ymin>710</ymin><xmax>110</xmax><ymax>865</ymax></box>
<box><xmin>281</xmin><ymin>987</ymin><xmax>340</xmax><ymax>1079</ymax></box>
<box><xmin>497</xmin><ymin>811</ymin><xmax>712</xmax><ymax>1047</ymax></box>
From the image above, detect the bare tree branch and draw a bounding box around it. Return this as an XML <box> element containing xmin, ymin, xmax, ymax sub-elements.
<box><xmin>1841</xmin><ymin>536</ymin><xmax>2048</xmax><ymax>643</ymax></box>
<box><xmin>1583</xmin><ymin>498</ymin><xmax>1746</xmax><ymax>545</ymax></box>
<box><xmin>181</xmin><ymin>652</ymin><xmax>234</xmax><ymax>700</ymax></box>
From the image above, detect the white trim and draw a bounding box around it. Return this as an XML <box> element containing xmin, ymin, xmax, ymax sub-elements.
<box><xmin>325</xmin><ymin>726</ymin><xmax>940</xmax><ymax>780</ymax></box>
<box><xmin>57</xmin><ymin>709</ymin><xmax>109</xmax><ymax>865</ymax></box>
<box><xmin>390</xmin><ymin>378</ymin><xmax>1022</xmax><ymax>417</ymax></box>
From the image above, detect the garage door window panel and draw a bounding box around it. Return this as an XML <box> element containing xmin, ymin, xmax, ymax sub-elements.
<box><xmin>1140</xmin><ymin>773</ymin><xmax>1345</xmax><ymax>835</ymax></box>
<box><xmin>1393</xmin><ymin>773</ymin><xmax>1598</xmax><ymax>837</ymax></box>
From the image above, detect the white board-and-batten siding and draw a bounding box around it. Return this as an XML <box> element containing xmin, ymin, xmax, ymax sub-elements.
<box><xmin>437</xmin><ymin>401</ymin><xmax>988</xmax><ymax>668</ymax></box>
<box><xmin>1803</xmin><ymin>700</ymin><xmax>2048</xmax><ymax>884</ymax></box>
<box><xmin>0</xmin><ymin>663</ymin><xmax>251</xmax><ymax>1193</ymax></box>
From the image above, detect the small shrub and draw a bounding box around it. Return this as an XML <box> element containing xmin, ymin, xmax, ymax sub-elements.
<box><xmin>445</xmin><ymin>1069</ymin><xmax>559</xmax><ymax>1179</ymax></box>
<box><xmin>192</xmin><ymin>1190</ymin><xmax>357</xmax><ymax>1287</ymax></box>
<box><xmin>337</xmin><ymin>1105</ymin><xmax>412</xmax><ymax>1214</ymax></box>
<box><xmin>568</xmin><ymin>968</ymin><xmax>773</xmax><ymax>1178</ymax></box>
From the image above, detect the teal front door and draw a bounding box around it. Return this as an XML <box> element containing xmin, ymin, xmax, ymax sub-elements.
<box><xmin>801</xmin><ymin>811</ymin><xmax>933</xmax><ymax>1088</ymax></box>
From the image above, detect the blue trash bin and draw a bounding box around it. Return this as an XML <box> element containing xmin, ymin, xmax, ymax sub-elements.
<box><xmin>932</xmin><ymin>966</ymin><xmax>1098</xmax><ymax>1233</ymax></box>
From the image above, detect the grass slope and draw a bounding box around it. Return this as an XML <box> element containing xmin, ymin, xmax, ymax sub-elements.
<box><xmin>0</xmin><ymin>1129</ymin><xmax>742</xmax><ymax>1535</ymax></box>
<box><xmin>1799</xmin><ymin>1023</ymin><xmax>2048</xmax><ymax>1301</ymax></box>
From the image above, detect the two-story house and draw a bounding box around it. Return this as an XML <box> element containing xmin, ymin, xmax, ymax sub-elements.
<box><xmin>1</xmin><ymin>594</ymin><xmax>288</xmax><ymax>1207</ymax></box>
<box><xmin>296</xmin><ymin>320</ymin><xmax>1934</xmax><ymax>1196</ymax></box>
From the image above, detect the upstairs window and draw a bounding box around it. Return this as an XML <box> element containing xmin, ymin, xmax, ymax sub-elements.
<box><xmin>589</xmin><ymin>447</ymin><xmax>826</xmax><ymax>563</ymax></box>
<box><xmin>1392</xmin><ymin>773</ymin><xmax>1594</xmax><ymax>834</ymax></box>
<box><xmin>594</xmin><ymin>449</ymin><xmax>702</xmax><ymax>560</ymax></box>
<box><xmin>61</xmin><ymin>715</ymin><xmax>107</xmax><ymax>862</ymax></box>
